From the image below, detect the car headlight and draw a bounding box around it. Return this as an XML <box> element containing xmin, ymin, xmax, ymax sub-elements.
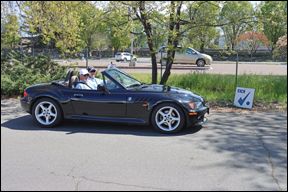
<box><xmin>188</xmin><ymin>102</ymin><xmax>204</xmax><ymax>110</ymax></box>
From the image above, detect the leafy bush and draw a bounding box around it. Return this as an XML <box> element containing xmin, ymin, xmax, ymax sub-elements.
<box><xmin>1</xmin><ymin>51</ymin><xmax>77</xmax><ymax>96</ymax></box>
<box><xmin>273</xmin><ymin>35</ymin><xmax>287</xmax><ymax>61</ymax></box>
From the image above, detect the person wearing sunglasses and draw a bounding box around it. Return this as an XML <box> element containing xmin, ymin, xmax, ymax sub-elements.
<box><xmin>75</xmin><ymin>69</ymin><xmax>92</xmax><ymax>89</ymax></box>
<box><xmin>87</xmin><ymin>66</ymin><xmax>104</xmax><ymax>90</ymax></box>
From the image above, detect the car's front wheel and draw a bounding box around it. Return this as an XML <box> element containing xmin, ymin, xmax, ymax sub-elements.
<box><xmin>151</xmin><ymin>103</ymin><xmax>185</xmax><ymax>133</ymax></box>
<box><xmin>32</xmin><ymin>98</ymin><xmax>63</xmax><ymax>128</ymax></box>
<box><xmin>196</xmin><ymin>59</ymin><xmax>205</xmax><ymax>67</ymax></box>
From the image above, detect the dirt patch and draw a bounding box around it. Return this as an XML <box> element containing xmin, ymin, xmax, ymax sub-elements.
<box><xmin>208</xmin><ymin>102</ymin><xmax>287</xmax><ymax>113</ymax></box>
<box><xmin>1</xmin><ymin>95</ymin><xmax>20</xmax><ymax>101</ymax></box>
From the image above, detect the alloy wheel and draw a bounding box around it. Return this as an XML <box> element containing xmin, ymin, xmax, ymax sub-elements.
<box><xmin>155</xmin><ymin>106</ymin><xmax>181</xmax><ymax>131</ymax></box>
<box><xmin>35</xmin><ymin>101</ymin><xmax>58</xmax><ymax>125</ymax></box>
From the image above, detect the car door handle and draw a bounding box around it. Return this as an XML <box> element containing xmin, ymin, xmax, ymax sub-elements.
<box><xmin>74</xmin><ymin>94</ymin><xmax>83</xmax><ymax>98</ymax></box>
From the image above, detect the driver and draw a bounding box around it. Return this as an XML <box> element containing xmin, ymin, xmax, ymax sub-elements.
<box><xmin>75</xmin><ymin>69</ymin><xmax>91</xmax><ymax>89</ymax></box>
<box><xmin>87</xmin><ymin>66</ymin><xmax>104</xmax><ymax>90</ymax></box>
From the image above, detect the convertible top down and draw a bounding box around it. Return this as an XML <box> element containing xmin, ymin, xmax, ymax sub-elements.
<box><xmin>20</xmin><ymin>68</ymin><xmax>209</xmax><ymax>133</ymax></box>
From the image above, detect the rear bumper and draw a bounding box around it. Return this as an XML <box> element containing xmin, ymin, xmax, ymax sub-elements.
<box><xmin>20</xmin><ymin>97</ymin><xmax>31</xmax><ymax>114</ymax></box>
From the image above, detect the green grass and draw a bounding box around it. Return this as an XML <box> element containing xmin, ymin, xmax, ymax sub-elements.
<box><xmin>130</xmin><ymin>72</ymin><xmax>287</xmax><ymax>108</ymax></box>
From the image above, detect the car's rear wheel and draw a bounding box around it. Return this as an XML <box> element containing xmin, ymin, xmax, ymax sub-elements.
<box><xmin>196</xmin><ymin>59</ymin><xmax>205</xmax><ymax>67</ymax></box>
<box><xmin>116</xmin><ymin>60</ymin><xmax>119</xmax><ymax>62</ymax></box>
<box><xmin>123</xmin><ymin>58</ymin><xmax>127</xmax><ymax>62</ymax></box>
<box><xmin>161</xmin><ymin>58</ymin><xmax>167</xmax><ymax>66</ymax></box>
<box><xmin>151</xmin><ymin>103</ymin><xmax>185</xmax><ymax>133</ymax></box>
<box><xmin>32</xmin><ymin>98</ymin><xmax>63</xmax><ymax>128</ymax></box>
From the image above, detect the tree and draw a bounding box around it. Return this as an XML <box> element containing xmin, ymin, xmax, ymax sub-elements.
<box><xmin>1</xmin><ymin>13</ymin><xmax>21</xmax><ymax>49</ymax></box>
<box><xmin>1</xmin><ymin>1</ymin><xmax>21</xmax><ymax>49</ymax></box>
<box><xmin>184</xmin><ymin>1</ymin><xmax>221</xmax><ymax>52</ymax></box>
<box><xmin>219</xmin><ymin>1</ymin><xmax>255</xmax><ymax>50</ymax></box>
<box><xmin>22</xmin><ymin>1</ymin><xmax>92</xmax><ymax>55</ymax></box>
<box><xmin>234</xmin><ymin>30</ymin><xmax>269</xmax><ymax>61</ymax></box>
<box><xmin>79</xmin><ymin>6</ymin><xmax>110</xmax><ymax>56</ymax></box>
<box><xmin>97</xmin><ymin>1</ymin><xmax>261</xmax><ymax>85</ymax></box>
<box><xmin>260</xmin><ymin>1</ymin><xmax>287</xmax><ymax>53</ymax></box>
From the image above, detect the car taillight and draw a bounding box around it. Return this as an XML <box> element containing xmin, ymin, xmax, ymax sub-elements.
<box><xmin>121</xmin><ymin>53</ymin><xmax>123</xmax><ymax>56</ymax></box>
<box><xmin>24</xmin><ymin>91</ymin><xmax>28</xmax><ymax>97</ymax></box>
<box><xmin>155</xmin><ymin>52</ymin><xmax>158</xmax><ymax>54</ymax></box>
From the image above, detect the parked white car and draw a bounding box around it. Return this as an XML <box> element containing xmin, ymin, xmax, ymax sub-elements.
<box><xmin>115</xmin><ymin>52</ymin><xmax>137</xmax><ymax>62</ymax></box>
<box><xmin>156</xmin><ymin>46</ymin><xmax>213</xmax><ymax>67</ymax></box>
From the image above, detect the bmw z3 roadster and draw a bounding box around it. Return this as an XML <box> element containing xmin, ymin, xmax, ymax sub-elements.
<box><xmin>20</xmin><ymin>68</ymin><xmax>209</xmax><ymax>133</ymax></box>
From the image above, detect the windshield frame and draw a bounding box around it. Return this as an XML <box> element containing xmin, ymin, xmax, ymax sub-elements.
<box><xmin>104</xmin><ymin>68</ymin><xmax>142</xmax><ymax>89</ymax></box>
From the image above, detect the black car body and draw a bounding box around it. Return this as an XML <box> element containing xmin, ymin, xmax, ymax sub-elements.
<box><xmin>20</xmin><ymin>68</ymin><xmax>209</xmax><ymax>133</ymax></box>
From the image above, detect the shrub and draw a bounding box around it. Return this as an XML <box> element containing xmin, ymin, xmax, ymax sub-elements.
<box><xmin>1</xmin><ymin>51</ymin><xmax>77</xmax><ymax>96</ymax></box>
<box><xmin>273</xmin><ymin>35</ymin><xmax>287</xmax><ymax>61</ymax></box>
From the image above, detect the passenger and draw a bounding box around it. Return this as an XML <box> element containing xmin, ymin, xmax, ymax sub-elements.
<box><xmin>87</xmin><ymin>66</ymin><xmax>104</xmax><ymax>90</ymax></box>
<box><xmin>75</xmin><ymin>69</ymin><xmax>91</xmax><ymax>89</ymax></box>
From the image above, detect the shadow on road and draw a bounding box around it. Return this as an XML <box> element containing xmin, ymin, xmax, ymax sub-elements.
<box><xmin>1</xmin><ymin>115</ymin><xmax>203</xmax><ymax>137</ymax></box>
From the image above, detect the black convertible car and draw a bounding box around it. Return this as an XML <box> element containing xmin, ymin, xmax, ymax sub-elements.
<box><xmin>20</xmin><ymin>68</ymin><xmax>209</xmax><ymax>133</ymax></box>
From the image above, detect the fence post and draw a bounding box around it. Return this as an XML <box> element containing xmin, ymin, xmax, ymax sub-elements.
<box><xmin>161</xmin><ymin>47</ymin><xmax>163</xmax><ymax>80</ymax></box>
<box><xmin>86</xmin><ymin>47</ymin><xmax>88</xmax><ymax>70</ymax></box>
<box><xmin>235</xmin><ymin>49</ymin><xmax>238</xmax><ymax>87</ymax></box>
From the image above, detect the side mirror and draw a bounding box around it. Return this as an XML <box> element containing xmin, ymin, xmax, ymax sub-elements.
<box><xmin>192</xmin><ymin>51</ymin><xmax>197</xmax><ymax>54</ymax></box>
<box><xmin>97</xmin><ymin>84</ymin><xmax>110</xmax><ymax>95</ymax></box>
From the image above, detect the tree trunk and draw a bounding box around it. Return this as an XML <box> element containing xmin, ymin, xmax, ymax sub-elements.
<box><xmin>200</xmin><ymin>43</ymin><xmax>205</xmax><ymax>53</ymax></box>
<box><xmin>139</xmin><ymin>1</ymin><xmax>157</xmax><ymax>84</ymax></box>
<box><xmin>160</xmin><ymin>1</ymin><xmax>181</xmax><ymax>85</ymax></box>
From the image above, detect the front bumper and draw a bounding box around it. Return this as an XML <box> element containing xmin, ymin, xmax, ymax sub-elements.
<box><xmin>205</xmin><ymin>58</ymin><xmax>212</xmax><ymax>65</ymax></box>
<box><xmin>186</xmin><ymin>106</ymin><xmax>209</xmax><ymax>127</ymax></box>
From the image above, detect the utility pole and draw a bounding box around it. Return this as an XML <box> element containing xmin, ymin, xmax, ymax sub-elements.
<box><xmin>129</xmin><ymin>7</ymin><xmax>134</xmax><ymax>66</ymax></box>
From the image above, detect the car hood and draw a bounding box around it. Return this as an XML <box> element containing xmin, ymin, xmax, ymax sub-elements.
<box><xmin>131</xmin><ymin>84</ymin><xmax>204</xmax><ymax>102</ymax></box>
<box><xmin>201</xmin><ymin>53</ymin><xmax>212</xmax><ymax>60</ymax></box>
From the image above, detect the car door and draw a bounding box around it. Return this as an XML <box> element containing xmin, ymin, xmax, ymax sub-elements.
<box><xmin>174</xmin><ymin>47</ymin><xmax>182</xmax><ymax>63</ymax></box>
<box><xmin>181</xmin><ymin>48</ymin><xmax>197</xmax><ymax>64</ymax></box>
<box><xmin>70</xmin><ymin>81</ymin><xmax>126</xmax><ymax>117</ymax></box>
<box><xmin>124</xmin><ymin>53</ymin><xmax>131</xmax><ymax>60</ymax></box>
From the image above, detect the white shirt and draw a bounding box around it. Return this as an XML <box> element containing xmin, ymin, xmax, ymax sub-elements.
<box><xmin>75</xmin><ymin>80</ymin><xmax>91</xmax><ymax>89</ymax></box>
<box><xmin>87</xmin><ymin>77</ymin><xmax>104</xmax><ymax>90</ymax></box>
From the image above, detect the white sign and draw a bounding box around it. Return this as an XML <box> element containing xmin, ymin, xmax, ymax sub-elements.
<box><xmin>234</xmin><ymin>87</ymin><xmax>255</xmax><ymax>109</ymax></box>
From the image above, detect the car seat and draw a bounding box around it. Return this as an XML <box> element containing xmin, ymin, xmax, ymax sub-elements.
<box><xmin>70</xmin><ymin>76</ymin><xmax>79</xmax><ymax>88</ymax></box>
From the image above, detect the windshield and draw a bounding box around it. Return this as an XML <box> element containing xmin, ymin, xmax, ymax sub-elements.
<box><xmin>189</xmin><ymin>48</ymin><xmax>200</xmax><ymax>54</ymax></box>
<box><xmin>106</xmin><ymin>68</ymin><xmax>142</xmax><ymax>88</ymax></box>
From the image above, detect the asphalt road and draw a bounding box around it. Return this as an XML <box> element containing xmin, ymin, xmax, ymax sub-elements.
<box><xmin>58</xmin><ymin>60</ymin><xmax>287</xmax><ymax>75</ymax></box>
<box><xmin>1</xmin><ymin>100</ymin><xmax>287</xmax><ymax>191</ymax></box>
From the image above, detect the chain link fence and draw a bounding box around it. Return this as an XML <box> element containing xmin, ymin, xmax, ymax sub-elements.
<box><xmin>2</xmin><ymin>47</ymin><xmax>286</xmax><ymax>62</ymax></box>
<box><xmin>2</xmin><ymin>47</ymin><xmax>287</xmax><ymax>77</ymax></box>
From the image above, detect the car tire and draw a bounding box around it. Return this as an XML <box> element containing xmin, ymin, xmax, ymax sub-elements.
<box><xmin>161</xmin><ymin>58</ymin><xmax>167</xmax><ymax>66</ymax></box>
<box><xmin>123</xmin><ymin>58</ymin><xmax>127</xmax><ymax>62</ymax></box>
<box><xmin>151</xmin><ymin>103</ymin><xmax>185</xmax><ymax>134</ymax></box>
<box><xmin>196</xmin><ymin>59</ymin><xmax>205</xmax><ymax>67</ymax></box>
<box><xmin>32</xmin><ymin>98</ymin><xmax>63</xmax><ymax>128</ymax></box>
<box><xmin>116</xmin><ymin>60</ymin><xmax>119</xmax><ymax>62</ymax></box>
